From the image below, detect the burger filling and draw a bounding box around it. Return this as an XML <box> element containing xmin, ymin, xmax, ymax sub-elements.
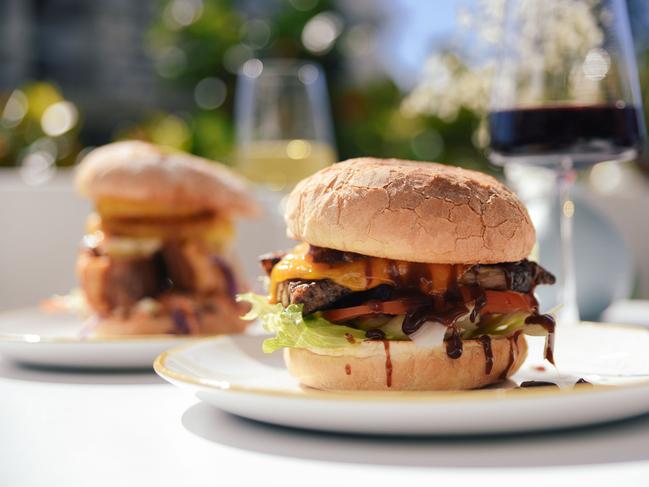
<box><xmin>75</xmin><ymin>211</ymin><xmax>243</xmax><ymax>334</ymax></box>
<box><xmin>239</xmin><ymin>243</ymin><xmax>557</xmax><ymax>365</ymax></box>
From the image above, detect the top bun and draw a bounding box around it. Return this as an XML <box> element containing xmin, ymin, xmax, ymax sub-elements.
<box><xmin>76</xmin><ymin>141</ymin><xmax>258</xmax><ymax>218</ymax></box>
<box><xmin>284</xmin><ymin>158</ymin><xmax>535</xmax><ymax>264</ymax></box>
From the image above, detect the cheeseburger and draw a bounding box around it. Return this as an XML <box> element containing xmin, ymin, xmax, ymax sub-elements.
<box><xmin>240</xmin><ymin>158</ymin><xmax>556</xmax><ymax>391</ymax></box>
<box><xmin>74</xmin><ymin>141</ymin><xmax>258</xmax><ymax>336</ymax></box>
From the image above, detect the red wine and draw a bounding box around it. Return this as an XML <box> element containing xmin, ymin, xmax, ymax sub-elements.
<box><xmin>489</xmin><ymin>104</ymin><xmax>642</xmax><ymax>168</ymax></box>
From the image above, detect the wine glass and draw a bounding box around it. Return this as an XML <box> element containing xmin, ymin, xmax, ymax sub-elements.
<box><xmin>488</xmin><ymin>0</ymin><xmax>645</xmax><ymax>325</ymax></box>
<box><xmin>234</xmin><ymin>58</ymin><xmax>337</xmax><ymax>192</ymax></box>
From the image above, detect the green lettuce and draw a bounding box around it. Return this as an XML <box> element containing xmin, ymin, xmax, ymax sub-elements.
<box><xmin>238</xmin><ymin>293</ymin><xmax>553</xmax><ymax>353</ymax></box>
<box><xmin>238</xmin><ymin>293</ymin><xmax>367</xmax><ymax>353</ymax></box>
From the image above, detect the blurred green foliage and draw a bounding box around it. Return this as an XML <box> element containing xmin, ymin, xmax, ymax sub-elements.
<box><xmin>0</xmin><ymin>82</ymin><xmax>83</xmax><ymax>167</ymax></box>
<box><xmin>126</xmin><ymin>0</ymin><xmax>487</xmax><ymax>169</ymax></box>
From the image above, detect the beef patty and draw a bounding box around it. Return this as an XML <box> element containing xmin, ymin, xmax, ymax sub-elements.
<box><xmin>266</xmin><ymin>251</ymin><xmax>555</xmax><ymax>315</ymax></box>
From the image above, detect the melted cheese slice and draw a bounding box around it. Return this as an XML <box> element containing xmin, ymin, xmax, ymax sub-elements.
<box><xmin>269</xmin><ymin>244</ymin><xmax>468</xmax><ymax>302</ymax></box>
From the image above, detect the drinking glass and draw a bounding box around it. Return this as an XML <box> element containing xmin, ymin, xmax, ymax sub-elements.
<box><xmin>488</xmin><ymin>0</ymin><xmax>645</xmax><ymax>324</ymax></box>
<box><xmin>234</xmin><ymin>58</ymin><xmax>337</xmax><ymax>191</ymax></box>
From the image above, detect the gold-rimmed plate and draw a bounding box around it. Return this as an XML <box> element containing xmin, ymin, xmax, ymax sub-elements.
<box><xmin>0</xmin><ymin>307</ymin><xmax>194</xmax><ymax>369</ymax></box>
<box><xmin>155</xmin><ymin>323</ymin><xmax>649</xmax><ymax>435</ymax></box>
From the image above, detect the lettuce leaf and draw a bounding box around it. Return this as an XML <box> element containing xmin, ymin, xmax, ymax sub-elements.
<box><xmin>238</xmin><ymin>293</ymin><xmax>366</xmax><ymax>353</ymax></box>
<box><xmin>238</xmin><ymin>293</ymin><xmax>553</xmax><ymax>353</ymax></box>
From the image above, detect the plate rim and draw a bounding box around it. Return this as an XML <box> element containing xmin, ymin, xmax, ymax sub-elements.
<box><xmin>0</xmin><ymin>307</ymin><xmax>199</xmax><ymax>345</ymax></box>
<box><xmin>153</xmin><ymin>322</ymin><xmax>649</xmax><ymax>403</ymax></box>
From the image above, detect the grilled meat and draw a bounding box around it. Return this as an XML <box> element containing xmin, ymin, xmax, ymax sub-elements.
<box><xmin>307</xmin><ymin>245</ymin><xmax>361</xmax><ymax>264</ymax></box>
<box><xmin>459</xmin><ymin>260</ymin><xmax>555</xmax><ymax>293</ymax></box>
<box><xmin>259</xmin><ymin>251</ymin><xmax>286</xmax><ymax>276</ymax></box>
<box><xmin>276</xmin><ymin>279</ymin><xmax>351</xmax><ymax>315</ymax></box>
<box><xmin>267</xmin><ymin>255</ymin><xmax>555</xmax><ymax>315</ymax></box>
<box><xmin>79</xmin><ymin>240</ymin><xmax>238</xmax><ymax>316</ymax></box>
<box><xmin>77</xmin><ymin>250</ymin><xmax>166</xmax><ymax>316</ymax></box>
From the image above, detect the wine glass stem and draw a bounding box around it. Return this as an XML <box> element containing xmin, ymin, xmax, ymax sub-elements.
<box><xmin>557</xmin><ymin>159</ymin><xmax>580</xmax><ymax>325</ymax></box>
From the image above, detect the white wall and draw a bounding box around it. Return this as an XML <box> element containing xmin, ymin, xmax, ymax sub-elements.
<box><xmin>0</xmin><ymin>170</ymin><xmax>294</xmax><ymax>310</ymax></box>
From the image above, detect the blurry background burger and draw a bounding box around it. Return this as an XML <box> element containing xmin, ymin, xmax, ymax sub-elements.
<box><xmin>241</xmin><ymin>158</ymin><xmax>556</xmax><ymax>391</ymax></box>
<box><xmin>73</xmin><ymin>141</ymin><xmax>258</xmax><ymax>336</ymax></box>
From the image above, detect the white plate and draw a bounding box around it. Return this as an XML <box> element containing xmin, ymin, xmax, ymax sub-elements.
<box><xmin>155</xmin><ymin>323</ymin><xmax>649</xmax><ymax>435</ymax></box>
<box><xmin>0</xmin><ymin>308</ymin><xmax>194</xmax><ymax>369</ymax></box>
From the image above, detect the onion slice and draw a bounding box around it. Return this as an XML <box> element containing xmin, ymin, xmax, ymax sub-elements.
<box><xmin>408</xmin><ymin>320</ymin><xmax>448</xmax><ymax>348</ymax></box>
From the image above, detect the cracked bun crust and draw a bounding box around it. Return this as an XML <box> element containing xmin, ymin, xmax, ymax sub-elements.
<box><xmin>76</xmin><ymin>141</ymin><xmax>258</xmax><ymax>218</ymax></box>
<box><xmin>284</xmin><ymin>158</ymin><xmax>535</xmax><ymax>264</ymax></box>
<box><xmin>285</xmin><ymin>334</ymin><xmax>528</xmax><ymax>391</ymax></box>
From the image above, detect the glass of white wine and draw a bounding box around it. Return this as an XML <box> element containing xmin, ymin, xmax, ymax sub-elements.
<box><xmin>235</xmin><ymin>58</ymin><xmax>337</xmax><ymax>191</ymax></box>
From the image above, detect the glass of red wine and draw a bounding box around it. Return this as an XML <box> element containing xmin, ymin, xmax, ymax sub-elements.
<box><xmin>488</xmin><ymin>0</ymin><xmax>645</xmax><ymax>325</ymax></box>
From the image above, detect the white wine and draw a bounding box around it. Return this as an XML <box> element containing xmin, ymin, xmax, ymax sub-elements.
<box><xmin>236</xmin><ymin>139</ymin><xmax>337</xmax><ymax>190</ymax></box>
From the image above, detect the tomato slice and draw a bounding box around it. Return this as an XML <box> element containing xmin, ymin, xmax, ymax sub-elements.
<box><xmin>320</xmin><ymin>290</ymin><xmax>535</xmax><ymax>322</ymax></box>
<box><xmin>321</xmin><ymin>299</ymin><xmax>419</xmax><ymax>322</ymax></box>
<box><xmin>481</xmin><ymin>290</ymin><xmax>536</xmax><ymax>314</ymax></box>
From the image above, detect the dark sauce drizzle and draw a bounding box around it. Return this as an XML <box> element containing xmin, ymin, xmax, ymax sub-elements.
<box><xmin>445</xmin><ymin>327</ymin><xmax>463</xmax><ymax>359</ymax></box>
<box><xmin>519</xmin><ymin>380</ymin><xmax>559</xmax><ymax>388</ymax></box>
<box><xmin>383</xmin><ymin>340</ymin><xmax>393</xmax><ymax>388</ymax></box>
<box><xmin>477</xmin><ymin>335</ymin><xmax>494</xmax><ymax>374</ymax></box>
<box><xmin>353</xmin><ymin>250</ymin><xmax>557</xmax><ymax>372</ymax></box>
<box><xmin>525</xmin><ymin>313</ymin><xmax>556</xmax><ymax>365</ymax></box>
<box><xmin>470</xmin><ymin>291</ymin><xmax>487</xmax><ymax>323</ymax></box>
<box><xmin>500</xmin><ymin>331</ymin><xmax>522</xmax><ymax>380</ymax></box>
<box><xmin>365</xmin><ymin>328</ymin><xmax>386</xmax><ymax>340</ymax></box>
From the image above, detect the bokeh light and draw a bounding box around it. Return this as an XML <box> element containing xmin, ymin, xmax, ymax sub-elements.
<box><xmin>241</xmin><ymin>58</ymin><xmax>264</xmax><ymax>79</ymax></box>
<box><xmin>41</xmin><ymin>101</ymin><xmax>78</xmax><ymax>137</ymax></box>
<box><xmin>2</xmin><ymin>90</ymin><xmax>28</xmax><ymax>128</ymax></box>
<box><xmin>302</xmin><ymin>12</ymin><xmax>343</xmax><ymax>54</ymax></box>
<box><xmin>163</xmin><ymin>0</ymin><xmax>203</xmax><ymax>29</ymax></box>
<box><xmin>194</xmin><ymin>77</ymin><xmax>227</xmax><ymax>110</ymax></box>
<box><xmin>286</xmin><ymin>139</ymin><xmax>312</xmax><ymax>159</ymax></box>
<box><xmin>20</xmin><ymin>150</ymin><xmax>56</xmax><ymax>186</ymax></box>
<box><xmin>582</xmin><ymin>48</ymin><xmax>611</xmax><ymax>81</ymax></box>
<box><xmin>590</xmin><ymin>160</ymin><xmax>623</xmax><ymax>194</ymax></box>
<box><xmin>298</xmin><ymin>64</ymin><xmax>319</xmax><ymax>84</ymax></box>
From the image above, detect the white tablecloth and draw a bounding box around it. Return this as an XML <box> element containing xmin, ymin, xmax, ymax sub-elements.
<box><xmin>1</xmin><ymin>359</ymin><xmax>649</xmax><ymax>486</ymax></box>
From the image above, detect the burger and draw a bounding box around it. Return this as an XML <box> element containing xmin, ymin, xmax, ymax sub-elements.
<box><xmin>239</xmin><ymin>158</ymin><xmax>556</xmax><ymax>391</ymax></box>
<box><xmin>73</xmin><ymin>141</ymin><xmax>258</xmax><ymax>336</ymax></box>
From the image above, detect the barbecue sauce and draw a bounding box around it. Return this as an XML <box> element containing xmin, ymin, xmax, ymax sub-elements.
<box><xmin>401</xmin><ymin>302</ymin><xmax>468</xmax><ymax>359</ymax></box>
<box><xmin>478</xmin><ymin>335</ymin><xmax>494</xmax><ymax>375</ymax></box>
<box><xmin>445</xmin><ymin>327</ymin><xmax>463</xmax><ymax>359</ymax></box>
<box><xmin>525</xmin><ymin>313</ymin><xmax>556</xmax><ymax>365</ymax></box>
<box><xmin>383</xmin><ymin>340</ymin><xmax>393</xmax><ymax>388</ymax></box>
<box><xmin>365</xmin><ymin>328</ymin><xmax>386</xmax><ymax>340</ymax></box>
<box><xmin>500</xmin><ymin>331</ymin><xmax>522</xmax><ymax>380</ymax></box>
<box><xmin>470</xmin><ymin>291</ymin><xmax>487</xmax><ymax>323</ymax></box>
<box><xmin>519</xmin><ymin>380</ymin><xmax>559</xmax><ymax>388</ymax></box>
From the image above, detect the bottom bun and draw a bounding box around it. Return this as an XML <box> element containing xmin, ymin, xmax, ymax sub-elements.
<box><xmin>284</xmin><ymin>334</ymin><xmax>528</xmax><ymax>391</ymax></box>
<box><xmin>90</xmin><ymin>295</ymin><xmax>248</xmax><ymax>337</ymax></box>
